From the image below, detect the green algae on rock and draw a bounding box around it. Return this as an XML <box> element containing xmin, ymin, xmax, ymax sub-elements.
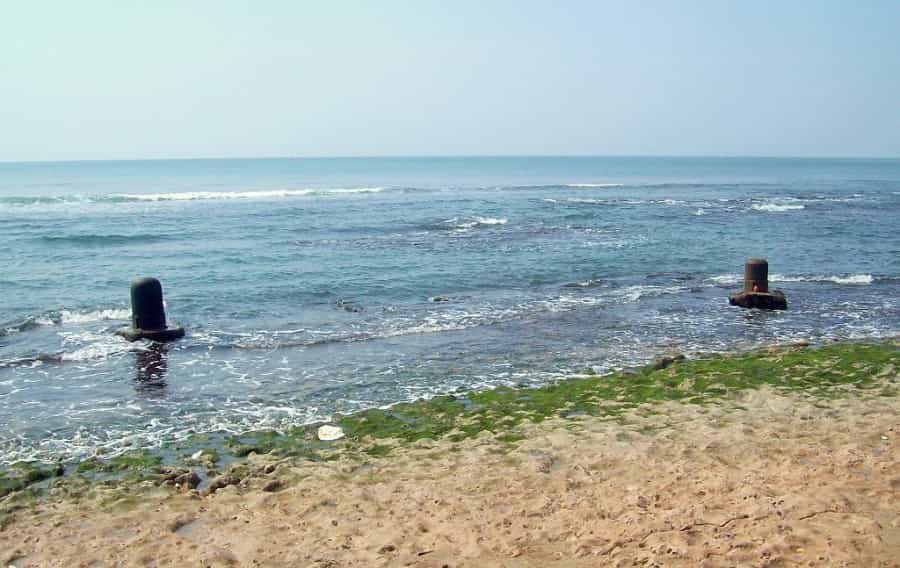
<box><xmin>336</xmin><ymin>341</ymin><xmax>898</xmax><ymax>445</ymax></box>
<box><xmin>0</xmin><ymin>462</ymin><xmax>62</xmax><ymax>498</ymax></box>
<box><xmin>75</xmin><ymin>451</ymin><xmax>163</xmax><ymax>475</ymax></box>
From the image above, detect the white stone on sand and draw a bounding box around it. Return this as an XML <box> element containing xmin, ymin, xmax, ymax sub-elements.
<box><xmin>317</xmin><ymin>425</ymin><xmax>345</xmax><ymax>441</ymax></box>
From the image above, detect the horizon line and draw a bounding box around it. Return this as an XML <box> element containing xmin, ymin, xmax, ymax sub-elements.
<box><xmin>2</xmin><ymin>152</ymin><xmax>900</xmax><ymax>165</ymax></box>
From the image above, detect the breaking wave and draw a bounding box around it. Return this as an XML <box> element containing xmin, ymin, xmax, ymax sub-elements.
<box><xmin>58</xmin><ymin>308</ymin><xmax>131</xmax><ymax>323</ymax></box>
<box><xmin>440</xmin><ymin>216</ymin><xmax>508</xmax><ymax>230</ymax></box>
<box><xmin>0</xmin><ymin>187</ymin><xmax>386</xmax><ymax>207</ymax></box>
<box><xmin>710</xmin><ymin>274</ymin><xmax>875</xmax><ymax>286</ymax></box>
<box><xmin>565</xmin><ymin>183</ymin><xmax>625</xmax><ymax>188</ymax></box>
<box><xmin>112</xmin><ymin>187</ymin><xmax>385</xmax><ymax>201</ymax></box>
<box><xmin>751</xmin><ymin>203</ymin><xmax>806</xmax><ymax>212</ymax></box>
<box><xmin>772</xmin><ymin>273</ymin><xmax>874</xmax><ymax>285</ymax></box>
<box><xmin>1</xmin><ymin>308</ymin><xmax>130</xmax><ymax>337</ymax></box>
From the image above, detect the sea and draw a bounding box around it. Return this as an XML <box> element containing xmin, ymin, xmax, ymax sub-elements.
<box><xmin>1</xmin><ymin>156</ymin><xmax>898</xmax><ymax>465</ymax></box>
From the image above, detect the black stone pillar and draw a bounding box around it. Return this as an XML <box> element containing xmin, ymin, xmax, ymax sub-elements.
<box><xmin>116</xmin><ymin>277</ymin><xmax>185</xmax><ymax>341</ymax></box>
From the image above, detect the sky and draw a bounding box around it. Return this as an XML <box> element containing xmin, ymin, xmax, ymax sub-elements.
<box><xmin>1</xmin><ymin>1</ymin><xmax>898</xmax><ymax>161</ymax></box>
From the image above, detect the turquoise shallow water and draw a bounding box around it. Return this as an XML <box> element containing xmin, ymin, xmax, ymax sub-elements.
<box><xmin>1</xmin><ymin>156</ymin><xmax>898</xmax><ymax>464</ymax></box>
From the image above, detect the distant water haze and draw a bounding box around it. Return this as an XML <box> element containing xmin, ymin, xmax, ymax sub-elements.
<box><xmin>1</xmin><ymin>2</ymin><xmax>899</xmax><ymax>161</ymax></box>
<box><xmin>0</xmin><ymin>156</ymin><xmax>898</xmax><ymax>465</ymax></box>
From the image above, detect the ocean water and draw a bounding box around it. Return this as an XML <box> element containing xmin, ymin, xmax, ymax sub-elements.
<box><xmin>1</xmin><ymin>156</ymin><xmax>898</xmax><ymax>465</ymax></box>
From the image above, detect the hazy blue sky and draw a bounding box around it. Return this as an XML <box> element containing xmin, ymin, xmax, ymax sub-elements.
<box><xmin>1</xmin><ymin>1</ymin><xmax>898</xmax><ymax>161</ymax></box>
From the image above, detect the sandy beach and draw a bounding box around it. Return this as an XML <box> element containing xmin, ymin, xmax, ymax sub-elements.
<box><xmin>4</xmin><ymin>2</ymin><xmax>899</xmax><ymax>564</ymax></box>
<box><xmin>3</xmin><ymin>356</ymin><xmax>898</xmax><ymax>567</ymax></box>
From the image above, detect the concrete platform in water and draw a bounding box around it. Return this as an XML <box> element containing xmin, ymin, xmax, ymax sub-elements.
<box><xmin>729</xmin><ymin>290</ymin><xmax>788</xmax><ymax>310</ymax></box>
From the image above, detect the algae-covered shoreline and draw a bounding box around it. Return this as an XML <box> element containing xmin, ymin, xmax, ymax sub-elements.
<box><xmin>2</xmin><ymin>338</ymin><xmax>897</xmax><ymax>508</ymax></box>
<box><xmin>2</xmin><ymin>338</ymin><xmax>898</xmax><ymax>567</ymax></box>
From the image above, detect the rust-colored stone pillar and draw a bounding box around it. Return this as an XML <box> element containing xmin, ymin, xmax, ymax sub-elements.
<box><xmin>743</xmin><ymin>258</ymin><xmax>769</xmax><ymax>293</ymax></box>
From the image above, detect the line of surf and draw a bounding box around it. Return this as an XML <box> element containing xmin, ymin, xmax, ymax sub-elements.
<box><xmin>0</xmin><ymin>187</ymin><xmax>387</xmax><ymax>206</ymax></box>
<box><xmin>709</xmin><ymin>273</ymin><xmax>877</xmax><ymax>286</ymax></box>
<box><xmin>111</xmin><ymin>187</ymin><xmax>385</xmax><ymax>201</ymax></box>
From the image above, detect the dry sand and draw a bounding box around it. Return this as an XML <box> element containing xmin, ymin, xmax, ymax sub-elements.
<box><xmin>3</xmin><ymin>385</ymin><xmax>898</xmax><ymax>567</ymax></box>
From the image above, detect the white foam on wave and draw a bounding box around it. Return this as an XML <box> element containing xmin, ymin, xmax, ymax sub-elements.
<box><xmin>444</xmin><ymin>216</ymin><xmax>508</xmax><ymax>230</ymax></box>
<box><xmin>552</xmin><ymin>197</ymin><xmax>691</xmax><ymax>207</ymax></box>
<box><xmin>614</xmin><ymin>284</ymin><xmax>685</xmax><ymax>303</ymax></box>
<box><xmin>3</xmin><ymin>308</ymin><xmax>131</xmax><ymax>337</ymax></box>
<box><xmin>709</xmin><ymin>274</ymin><xmax>742</xmax><ymax>285</ymax></box>
<box><xmin>710</xmin><ymin>273</ymin><xmax>875</xmax><ymax>286</ymax></box>
<box><xmin>326</xmin><ymin>187</ymin><xmax>385</xmax><ymax>194</ymax></box>
<box><xmin>751</xmin><ymin>203</ymin><xmax>805</xmax><ymax>212</ymax></box>
<box><xmin>402</xmin><ymin>285</ymin><xmax>678</xmax><ymax>333</ymax></box>
<box><xmin>473</xmin><ymin>216</ymin><xmax>507</xmax><ymax>225</ymax></box>
<box><xmin>231</xmin><ymin>283</ymin><xmax>684</xmax><ymax>346</ymax></box>
<box><xmin>774</xmin><ymin>194</ymin><xmax>867</xmax><ymax>203</ymax></box>
<box><xmin>59</xmin><ymin>308</ymin><xmax>131</xmax><ymax>324</ymax></box>
<box><xmin>578</xmin><ymin>231</ymin><xmax>648</xmax><ymax>249</ymax></box>
<box><xmin>113</xmin><ymin>187</ymin><xmax>384</xmax><ymax>202</ymax></box>
<box><xmin>564</xmin><ymin>198</ymin><xmax>607</xmax><ymax>204</ymax></box>
<box><xmin>829</xmin><ymin>274</ymin><xmax>874</xmax><ymax>285</ymax></box>
<box><xmin>1</xmin><ymin>397</ymin><xmax>329</xmax><ymax>465</ymax></box>
<box><xmin>770</xmin><ymin>273</ymin><xmax>874</xmax><ymax>285</ymax></box>
<box><xmin>58</xmin><ymin>331</ymin><xmax>134</xmax><ymax>362</ymax></box>
<box><xmin>381</xmin><ymin>317</ymin><xmax>472</xmax><ymax>337</ymax></box>
<box><xmin>566</xmin><ymin>183</ymin><xmax>625</xmax><ymax>188</ymax></box>
<box><xmin>545</xmin><ymin>197</ymin><xmax>637</xmax><ymax>206</ymax></box>
<box><xmin>563</xmin><ymin>279</ymin><xmax>603</xmax><ymax>288</ymax></box>
<box><xmin>322</xmin><ymin>284</ymin><xmax>665</xmax><ymax>343</ymax></box>
<box><xmin>543</xmin><ymin>285</ymin><xmax>684</xmax><ymax>311</ymax></box>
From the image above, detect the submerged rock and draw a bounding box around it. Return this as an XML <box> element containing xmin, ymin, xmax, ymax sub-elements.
<box><xmin>335</xmin><ymin>298</ymin><xmax>365</xmax><ymax>313</ymax></box>
<box><xmin>729</xmin><ymin>290</ymin><xmax>788</xmax><ymax>310</ymax></box>
<box><xmin>653</xmin><ymin>354</ymin><xmax>686</xmax><ymax>370</ymax></box>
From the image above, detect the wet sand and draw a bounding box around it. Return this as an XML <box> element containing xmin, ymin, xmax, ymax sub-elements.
<box><xmin>3</xmin><ymin>383</ymin><xmax>899</xmax><ymax>567</ymax></box>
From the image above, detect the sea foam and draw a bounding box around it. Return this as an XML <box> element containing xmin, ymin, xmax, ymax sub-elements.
<box><xmin>111</xmin><ymin>187</ymin><xmax>384</xmax><ymax>202</ymax></box>
<box><xmin>58</xmin><ymin>308</ymin><xmax>131</xmax><ymax>324</ymax></box>
<box><xmin>0</xmin><ymin>308</ymin><xmax>130</xmax><ymax>338</ymax></box>
<box><xmin>711</xmin><ymin>274</ymin><xmax>875</xmax><ymax>286</ymax></box>
<box><xmin>751</xmin><ymin>203</ymin><xmax>805</xmax><ymax>212</ymax></box>
<box><xmin>770</xmin><ymin>274</ymin><xmax>875</xmax><ymax>285</ymax></box>
<box><xmin>443</xmin><ymin>216</ymin><xmax>508</xmax><ymax>230</ymax></box>
<box><xmin>565</xmin><ymin>183</ymin><xmax>625</xmax><ymax>188</ymax></box>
